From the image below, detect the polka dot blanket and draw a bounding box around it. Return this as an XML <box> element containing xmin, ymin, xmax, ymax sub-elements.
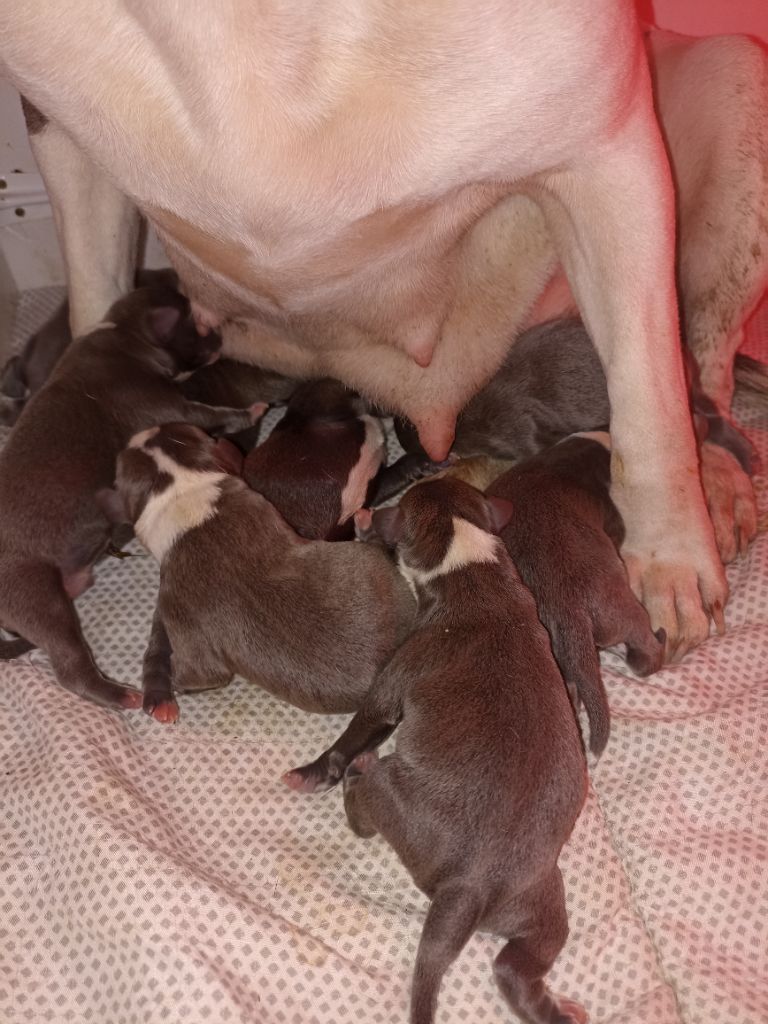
<box><xmin>1</xmin><ymin>290</ymin><xmax>766</xmax><ymax>1024</ymax></box>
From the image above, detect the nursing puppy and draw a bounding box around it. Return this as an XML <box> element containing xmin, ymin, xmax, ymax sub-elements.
<box><xmin>0</xmin><ymin>284</ymin><xmax>260</xmax><ymax>709</ymax></box>
<box><xmin>105</xmin><ymin>422</ymin><xmax>414</xmax><ymax>721</ymax></box>
<box><xmin>244</xmin><ymin>378</ymin><xmax>386</xmax><ymax>540</ymax></box>
<box><xmin>286</xmin><ymin>478</ymin><xmax>588</xmax><ymax>1024</ymax></box>
<box><xmin>394</xmin><ymin>318</ymin><xmax>758</xmax><ymax>562</ymax></box>
<box><xmin>0</xmin><ymin>268</ymin><xmax>296</xmax><ymax>428</ymax></box>
<box><xmin>486</xmin><ymin>434</ymin><xmax>664</xmax><ymax>751</ymax></box>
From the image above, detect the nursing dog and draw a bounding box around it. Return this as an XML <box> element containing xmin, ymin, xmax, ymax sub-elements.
<box><xmin>0</xmin><ymin>285</ymin><xmax>260</xmax><ymax>709</ymax></box>
<box><xmin>286</xmin><ymin>478</ymin><xmax>588</xmax><ymax>1024</ymax></box>
<box><xmin>9</xmin><ymin>11</ymin><xmax>768</xmax><ymax>656</ymax></box>
<box><xmin>101</xmin><ymin>423</ymin><xmax>414</xmax><ymax>722</ymax></box>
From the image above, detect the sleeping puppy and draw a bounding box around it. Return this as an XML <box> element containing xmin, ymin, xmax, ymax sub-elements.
<box><xmin>285</xmin><ymin>477</ymin><xmax>588</xmax><ymax>1024</ymax></box>
<box><xmin>394</xmin><ymin>317</ymin><xmax>757</xmax><ymax>562</ymax></box>
<box><xmin>486</xmin><ymin>433</ymin><xmax>665</xmax><ymax>748</ymax></box>
<box><xmin>244</xmin><ymin>378</ymin><xmax>386</xmax><ymax>540</ymax></box>
<box><xmin>0</xmin><ymin>284</ymin><xmax>261</xmax><ymax>710</ymax></box>
<box><xmin>102</xmin><ymin>422</ymin><xmax>415</xmax><ymax>722</ymax></box>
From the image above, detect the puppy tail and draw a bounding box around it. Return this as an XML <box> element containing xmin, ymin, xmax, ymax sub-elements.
<box><xmin>410</xmin><ymin>884</ymin><xmax>483</xmax><ymax>1024</ymax></box>
<box><xmin>734</xmin><ymin>354</ymin><xmax>768</xmax><ymax>397</ymax></box>
<box><xmin>553</xmin><ymin>626</ymin><xmax>610</xmax><ymax>759</ymax></box>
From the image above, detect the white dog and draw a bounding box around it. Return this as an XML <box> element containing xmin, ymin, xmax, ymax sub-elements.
<box><xmin>1</xmin><ymin>2</ymin><xmax>766</xmax><ymax>658</ymax></box>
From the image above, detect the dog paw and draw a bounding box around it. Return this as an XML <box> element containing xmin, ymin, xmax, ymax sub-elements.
<box><xmin>283</xmin><ymin>752</ymin><xmax>345</xmax><ymax>794</ymax></box>
<box><xmin>622</xmin><ymin>535</ymin><xmax>727</xmax><ymax>664</ymax></box>
<box><xmin>700</xmin><ymin>442</ymin><xmax>758</xmax><ymax>563</ymax></box>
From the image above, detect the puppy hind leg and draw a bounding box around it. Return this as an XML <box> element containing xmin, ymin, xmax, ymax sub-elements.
<box><xmin>597</xmin><ymin>582</ymin><xmax>666</xmax><ymax>677</ymax></box>
<box><xmin>2</xmin><ymin>562</ymin><xmax>141</xmax><ymax>709</ymax></box>
<box><xmin>409</xmin><ymin>883</ymin><xmax>484</xmax><ymax>1024</ymax></box>
<box><xmin>493</xmin><ymin>869</ymin><xmax>585</xmax><ymax>1024</ymax></box>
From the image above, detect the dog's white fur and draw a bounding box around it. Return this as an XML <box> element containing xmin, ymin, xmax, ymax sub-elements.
<box><xmin>132</xmin><ymin>442</ymin><xmax>225</xmax><ymax>562</ymax></box>
<box><xmin>399</xmin><ymin>517</ymin><xmax>499</xmax><ymax>596</ymax></box>
<box><xmin>2</xmin><ymin>3</ymin><xmax>766</xmax><ymax>655</ymax></box>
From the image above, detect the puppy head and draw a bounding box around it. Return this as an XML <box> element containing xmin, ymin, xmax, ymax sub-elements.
<box><xmin>371</xmin><ymin>477</ymin><xmax>513</xmax><ymax>580</ymax></box>
<box><xmin>283</xmin><ymin>378</ymin><xmax>365</xmax><ymax>422</ymax></box>
<box><xmin>108</xmin><ymin>285</ymin><xmax>222</xmax><ymax>378</ymax></box>
<box><xmin>100</xmin><ymin>423</ymin><xmax>238</xmax><ymax>527</ymax></box>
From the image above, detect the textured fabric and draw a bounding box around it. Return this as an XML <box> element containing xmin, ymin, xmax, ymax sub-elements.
<box><xmin>0</xmin><ymin>291</ymin><xmax>766</xmax><ymax>1024</ymax></box>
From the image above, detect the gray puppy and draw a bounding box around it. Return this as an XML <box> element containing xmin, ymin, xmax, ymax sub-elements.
<box><xmin>487</xmin><ymin>434</ymin><xmax>665</xmax><ymax>754</ymax></box>
<box><xmin>286</xmin><ymin>477</ymin><xmax>588</xmax><ymax>1024</ymax></box>
<box><xmin>0</xmin><ymin>284</ymin><xmax>260</xmax><ymax>709</ymax></box>
<box><xmin>101</xmin><ymin>422</ymin><xmax>415</xmax><ymax>722</ymax></box>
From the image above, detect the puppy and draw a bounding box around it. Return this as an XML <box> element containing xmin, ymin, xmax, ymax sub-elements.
<box><xmin>102</xmin><ymin>422</ymin><xmax>415</xmax><ymax>721</ymax></box>
<box><xmin>0</xmin><ymin>267</ymin><xmax>296</xmax><ymax>428</ymax></box>
<box><xmin>394</xmin><ymin>317</ymin><xmax>757</xmax><ymax>562</ymax></box>
<box><xmin>0</xmin><ymin>284</ymin><xmax>260</xmax><ymax>709</ymax></box>
<box><xmin>486</xmin><ymin>434</ymin><xmax>665</xmax><ymax>750</ymax></box>
<box><xmin>285</xmin><ymin>478</ymin><xmax>587</xmax><ymax>1024</ymax></box>
<box><xmin>244</xmin><ymin>378</ymin><xmax>386</xmax><ymax>540</ymax></box>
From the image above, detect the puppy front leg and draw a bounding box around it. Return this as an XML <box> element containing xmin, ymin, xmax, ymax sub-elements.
<box><xmin>178</xmin><ymin>399</ymin><xmax>267</xmax><ymax>437</ymax></box>
<box><xmin>22</xmin><ymin>99</ymin><xmax>140</xmax><ymax>336</ymax></box>
<box><xmin>283</xmin><ymin>668</ymin><xmax>407</xmax><ymax>793</ymax></box>
<box><xmin>536</xmin><ymin>108</ymin><xmax>727</xmax><ymax>661</ymax></box>
<box><xmin>141</xmin><ymin>606</ymin><xmax>178</xmax><ymax>724</ymax></box>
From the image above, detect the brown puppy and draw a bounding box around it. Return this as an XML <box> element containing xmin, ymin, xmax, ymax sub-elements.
<box><xmin>0</xmin><ymin>285</ymin><xmax>260</xmax><ymax>709</ymax></box>
<box><xmin>0</xmin><ymin>268</ymin><xmax>297</xmax><ymax>428</ymax></box>
<box><xmin>487</xmin><ymin>433</ymin><xmax>665</xmax><ymax>755</ymax></box>
<box><xmin>103</xmin><ymin>422</ymin><xmax>415</xmax><ymax>720</ymax></box>
<box><xmin>244</xmin><ymin>378</ymin><xmax>386</xmax><ymax>540</ymax></box>
<box><xmin>286</xmin><ymin>478</ymin><xmax>588</xmax><ymax>1024</ymax></box>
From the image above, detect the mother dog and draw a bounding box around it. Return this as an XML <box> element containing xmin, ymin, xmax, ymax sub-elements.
<box><xmin>2</xmin><ymin>2</ymin><xmax>766</xmax><ymax>655</ymax></box>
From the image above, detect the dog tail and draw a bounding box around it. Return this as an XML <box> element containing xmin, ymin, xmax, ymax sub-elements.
<box><xmin>734</xmin><ymin>354</ymin><xmax>768</xmax><ymax>397</ymax></box>
<box><xmin>410</xmin><ymin>884</ymin><xmax>484</xmax><ymax>1024</ymax></box>
<box><xmin>552</xmin><ymin>624</ymin><xmax>610</xmax><ymax>759</ymax></box>
<box><xmin>0</xmin><ymin>635</ymin><xmax>36</xmax><ymax>660</ymax></box>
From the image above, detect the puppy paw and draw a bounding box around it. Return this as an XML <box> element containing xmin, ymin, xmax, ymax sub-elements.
<box><xmin>700</xmin><ymin>442</ymin><xmax>758</xmax><ymax>563</ymax></box>
<box><xmin>248</xmin><ymin>401</ymin><xmax>268</xmax><ymax>424</ymax></box>
<box><xmin>144</xmin><ymin>697</ymin><xmax>179</xmax><ymax>724</ymax></box>
<box><xmin>283</xmin><ymin>752</ymin><xmax>346</xmax><ymax>794</ymax></box>
<box><xmin>118</xmin><ymin>687</ymin><xmax>144</xmax><ymax>710</ymax></box>
<box><xmin>553</xmin><ymin>996</ymin><xmax>589</xmax><ymax>1024</ymax></box>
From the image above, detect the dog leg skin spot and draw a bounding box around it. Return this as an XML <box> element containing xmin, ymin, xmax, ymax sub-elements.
<box><xmin>350</xmin><ymin>750</ymin><xmax>379</xmax><ymax>774</ymax></box>
<box><xmin>700</xmin><ymin>442</ymin><xmax>758</xmax><ymax>564</ymax></box>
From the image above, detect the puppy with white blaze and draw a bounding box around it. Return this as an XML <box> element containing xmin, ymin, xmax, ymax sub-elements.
<box><xmin>3</xmin><ymin>2</ymin><xmax>767</xmax><ymax>655</ymax></box>
<box><xmin>286</xmin><ymin>478</ymin><xmax>589</xmax><ymax>1024</ymax></box>
<box><xmin>101</xmin><ymin>423</ymin><xmax>414</xmax><ymax>722</ymax></box>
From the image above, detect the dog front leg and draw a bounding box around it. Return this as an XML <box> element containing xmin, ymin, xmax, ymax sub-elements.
<box><xmin>22</xmin><ymin>98</ymin><xmax>140</xmax><ymax>337</ymax></box>
<box><xmin>536</xmin><ymin>112</ymin><xmax>727</xmax><ymax>661</ymax></box>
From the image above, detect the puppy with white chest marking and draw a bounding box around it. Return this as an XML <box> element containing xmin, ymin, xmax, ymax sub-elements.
<box><xmin>244</xmin><ymin>378</ymin><xmax>386</xmax><ymax>541</ymax></box>
<box><xmin>0</xmin><ymin>284</ymin><xmax>261</xmax><ymax>710</ymax></box>
<box><xmin>103</xmin><ymin>422</ymin><xmax>415</xmax><ymax>721</ymax></box>
<box><xmin>486</xmin><ymin>433</ymin><xmax>665</xmax><ymax>752</ymax></box>
<box><xmin>285</xmin><ymin>477</ymin><xmax>588</xmax><ymax>1024</ymax></box>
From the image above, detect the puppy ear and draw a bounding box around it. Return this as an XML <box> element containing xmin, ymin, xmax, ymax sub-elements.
<box><xmin>212</xmin><ymin>437</ymin><xmax>244</xmax><ymax>476</ymax></box>
<box><xmin>96</xmin><ymin>487</ymin><xmax>130</xmax><ymax>525</ymax></box>
<box><xmin>486</xmin><ymin>496</ymin><xmax>513</xmax><ymax>534</ymax></box>
<box><xmin>147</xmin><ymin>306</ymin><xmax>182</xmax><ymax>344</ymax></box>
<box><xmin>371</xmin><ymin>506</ymin><xmax>405</xmax><ymax>547</ymax></box>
